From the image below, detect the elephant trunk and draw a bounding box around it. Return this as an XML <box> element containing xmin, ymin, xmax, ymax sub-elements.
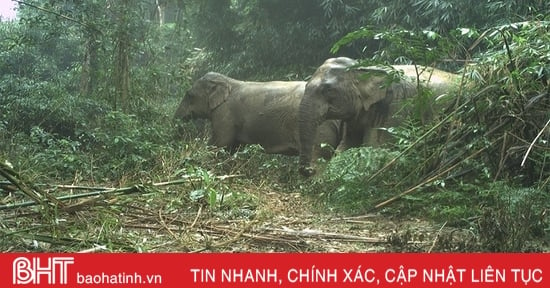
<box><xmin>174</xmin><ymin>93</ymin><xmax>191</xmax><ymax>120</ymax></box>
<box><xmin>174</xmin><ymin>103</ymin><xmax>186</xmax><ymax>120</ymax></box>
<box><xmin>298</xmin><ymin>94</ymin><xmax>326</xmax><ymax>177</ymax></box>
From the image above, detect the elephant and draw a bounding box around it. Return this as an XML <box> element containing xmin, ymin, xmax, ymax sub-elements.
<box><xmin>174</xmin><ymin>72</ymin><xmax>343</xmax><ymax>160</ymax></box>
<box><xmin>298</xmin><ymin>57</ymin><xmax>461</xmax><ymax>176</ymax></box>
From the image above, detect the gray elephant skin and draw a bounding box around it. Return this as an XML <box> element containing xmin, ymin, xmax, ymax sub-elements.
<box><xmin>298</xmin><ymin>57</ymin><xmax>461</xmax><ymax>176</ymax></box>
<box><xmin>174</xmin><ymin>72</ymin><xmax>342</xmax><ymax>159</ymax></box>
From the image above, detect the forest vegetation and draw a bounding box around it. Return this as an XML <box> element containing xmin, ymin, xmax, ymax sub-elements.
<box><xmin>0</xmin><ymin>0</ymin><xmax>548</xmax><ymax>252</ymax></box>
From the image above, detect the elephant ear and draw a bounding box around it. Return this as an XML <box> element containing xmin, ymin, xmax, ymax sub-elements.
<box><xmin>354</xmin><ymin>69</ymin><xmax>392</xmax><ymax>113</ymax></box>
<box><xmin>206</xmin><ymin>78</ymin><xmax>231</xmax><ymax>111</ymax></box>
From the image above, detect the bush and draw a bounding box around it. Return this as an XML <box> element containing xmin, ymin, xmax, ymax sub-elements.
<box><xmin>307</xmin><ymin>147</ymin><xmax>408</xmax><ymax>215</ymax></box>
<box><xmin>477</xmin><ymin>183</ymin><xmax>549</xmax><ymax>251</ymax></box>
<box><xmin>0</xmin><ymin>76</ymin><xmax>179</xmax><ymax>181</ymax></box>
<box><xmin>0</xmin><ymin>76</ymin><xmax>108</xmax><ymax>137</ymax></box>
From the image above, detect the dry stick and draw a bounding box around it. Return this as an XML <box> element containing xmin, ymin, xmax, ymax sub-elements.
<box><xmin>157</xmin><ymin>209</ymin><xmax>179</xmax><ymax>240</ymax></box>
<box><xmin>191</xmin><ymin>221</ymin><xmax>258</xmax><ymax>252</ymax></box>
<box><xmin>521</xmin><ymin>117</ymin><xmax>550</xmax><ymax>167</ymax></box>
<box><xmin>441</xmin><ymin>61</ymin><xmax>471</xmax><ymax>157</ymax></box>
<box><xmin>153</xmin><ymin>174</ymin><xmax>241</xmax><ymax>187</ymax></box>
<box><xmin>190</xmin><ymin>205</ymin><xmax>202</xmax><ymax>228</ymax></box>
<box><xmin>375</xmin><ymin>146</ymin><xmax>487</xmax><ymax>209</ymax></box>
<box><xmin>212</xmin><ymin>221</ymin><xmax>257</xmax><ymax>247</ymax></box>
<box><xmin>78</xmin><ymin>245</ymin><xmax>107</xmax><ymax>253</ymax></box>
<box><xmin>54</xmin><ymin>175</ymin><xmax>240</xmax><ymax>192</ymax></box>
<box><xmin>0</xmin><ymin>165</ymin><xmax>42</xmax><ymax>204</ymax></box>
<box><xmin>494</xmin><ymin>131</ymin><xmax>509</xmax><ymax>181</ymax></box>
<box><xmin>540</xmin><ymin>171</ymin><xmax>550</xmax><ymax>189</ymax></box>
<box><xmin>427</xmin><ymin>221</ymin><xmax>447</xmax><ymax>253</ymax></box>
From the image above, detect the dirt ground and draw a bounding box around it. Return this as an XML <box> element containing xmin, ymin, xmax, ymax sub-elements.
<box><xmin>153</xmin><ymin>185</ymin><xmax>475</xmax><ymax>253</ymax></box>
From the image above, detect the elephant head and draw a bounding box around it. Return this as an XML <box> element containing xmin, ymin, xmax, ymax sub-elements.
<box><xmin>174</xmin><ymin>72</ymin><xmax>231</xmax><ymax>121</ymax></box>
<box><xmin>298</xmin><ymin>57</ymin><xmax>459</xmax><ymax>176</ymax></box>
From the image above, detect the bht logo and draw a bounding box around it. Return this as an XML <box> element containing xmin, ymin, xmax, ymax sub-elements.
<box><xmin>12</xmin><ymin>256</ymin><xmax>74</xmax><ymax>285</ymax></box>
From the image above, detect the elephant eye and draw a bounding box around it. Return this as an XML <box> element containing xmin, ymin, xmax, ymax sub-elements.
<box><xmin>320</xmin><ymin>83</ymin><xmax>333</xmax><ymax>93</ymax></box>
<box><xmin>185</xmin><ymin>92</ymin><xmax>196</xmax><ymax>101</ymax></box>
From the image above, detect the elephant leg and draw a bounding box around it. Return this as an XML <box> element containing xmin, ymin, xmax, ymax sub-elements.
<box><xmin>359</xmin><ymin>99</ymin><xmax>393</xmax><ymax>147</ymax></box>
<box><xmin>336</xmin><ymin>121</ymin><xmax>365</xmax><ymax>152</ymax></box>
<box><xmin>362</xmin><ymin>126</ymin><xmax>380</xmax><ymax>147</ymax></box>
<box><xmin>209</xmin><ymin>119</ymin><xmax>239</xmax><ymax>152</ymax></box>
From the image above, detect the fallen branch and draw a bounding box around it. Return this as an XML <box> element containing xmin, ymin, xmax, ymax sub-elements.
<box><xmin>0</xmin><ymin>161</ymin><xmax>63</xmax><ymax>208</ymax></box>
<box><xmin>267</xmin><ymin>227</ymin><xmax>384</xmax><ymax>243</ymax></box>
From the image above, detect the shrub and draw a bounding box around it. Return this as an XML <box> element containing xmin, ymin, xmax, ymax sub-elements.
<box><xmin>477</xmin><ymin>183</ymin><xmax>549</xmax><ymax>251</ymax></box>
<box><xmin>307</xmin><ymin>147</ymin><xmax>408</xmax><ymax>215</ymax></box>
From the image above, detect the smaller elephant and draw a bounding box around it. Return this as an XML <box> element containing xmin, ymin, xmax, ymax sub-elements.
<box><xmin>174</xmin><ymin>72</ymin><xmax>343</xmax><ymax>160</ymax></box>
<box><xmin>298</xmin><ymin>57</ymin><xmax>461</xmax><ymax>176</ymax></box>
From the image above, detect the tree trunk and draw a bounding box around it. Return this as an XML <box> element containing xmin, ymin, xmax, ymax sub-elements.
<box><xmin>175</xmin><ymin>0</ymin><xmax>186</xmax><ymax>32</ymax></box>
<box><xmin>80</xmin><ymin>28</ymin><xmax>99</xmax><ymax>96</ymax></box>
<box><xmin>156</xmin><ymin>0</ymin><xmax>166</xmax><ymax>26</ymax></box>
<box><xmin>114</xmin><ymin>0</ymin><xmax>131</xmax><ymax>112</ymax></box>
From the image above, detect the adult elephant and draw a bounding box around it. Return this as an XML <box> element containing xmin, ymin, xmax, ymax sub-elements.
<box><xmin>174</xmin><ymin>72</ymin><xmax>343</xmax><ymax>159</ymax></box>
<box><xmin>298</xmin><ymin>57</ymin><xmax>460</xmax><ymax>176</ymax></box>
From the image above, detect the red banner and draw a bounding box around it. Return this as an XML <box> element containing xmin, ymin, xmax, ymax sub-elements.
<box><xmin>1</xmin><ymin>253</ymin><xmax>547</xmax><ymax>287</ymax></box>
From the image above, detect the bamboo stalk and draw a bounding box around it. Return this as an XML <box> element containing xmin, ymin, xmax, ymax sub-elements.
<box><xmin>363</xmin><ymin>85</ymin><xmax>495</xmax><ymax>186</ymax></box>
<box><xmin>0</xmin><ymin>175</ymin><xmax>241</xmax><ymax>211</ymax></box>
<box><xmin>375</xmin><ymin>146</ymin><xmax>487</xmax><ymax>209</ymax></box>
<box><xmin>521</xmin><ymin>117</ymin><xmax>550</xmax><ymax>167</ymax></box>
<box><xmin>0</xmin><ymin>161</ymin><xmax>63</xmax><ymax>208</ymax></box>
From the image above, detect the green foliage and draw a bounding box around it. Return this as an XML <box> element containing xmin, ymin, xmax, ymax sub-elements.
<box><xmin>0</xmin><ymin>22</ymin><xmax>77</xmax><ymax>81</ymax></box>
<box><xmin>307</xmin><ymin>147</ymin><xmax>407</xmax><ymax>215</ymax></box>
<box><xmin>468</xmin><ymin>21</ymin><xmax>550</xmax><ymax>92</ymax></box>
<box><xmin>330</xmin><ymin>27</ymin><xmax>376</xmax><ymax>55</ymax></box>
<box><xmin>79</xmin><ymin>111</ymin><xmax>175</xmax><ymax>178</ymax></box>
<box><xmin>332</xmin><ymin>25</ymin><xmax>469</xmax><ymax>69</ymax></box>
<box><xmin>370</xmin><ymin>0</ymin><xmax>549</xmax><ymax>34</ymax></box>
<box><xmin>0</xmin><ymin>77</ymin><xmax>105</xmax><ymax>137</ymax></box>
<box><xmin>131</xmin><ymin>24</ymin><xmax>193</xmax><ymax>102</ymax></box>
<box><xmin>308</xmin><ymin>143</ymin><xmax>486</xmax><ymax>223</ymax></box>
<box><xmin>180</xmin><ymin>164</ymin><xmax>259</xmax><ymax>217</ymax></box>
<box><xmin>477</xmin><ymin>183</ymin><xmax>549</xmax><ymax>251</ymax></box>
<box><xmin>461</xmin><ymin>21</ymin><xmax>550</xmax><ymax>186</ymax></box>
<box><xmin>239</xmin><ymin>148</ymin><xmax>303</xmax><ymax>187</ymax></box>
<box><xmin>1</xmin><ymin>109</ymin><xmax>176</xmax><ymax>182</ymax></box>
<box><xmin>0</xmin><ymin>68</ymin><xmax>177</xmax><ymax>181</ymax></box>
<box><xmin>185</xmin><ymin>166</ymin><xmax>224</xmax><ymax>208</ymax></box>
<box><xmin>186</xmin><ymin>0</ymin><xmax>374</xmax><ymax>78</ymax></box>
